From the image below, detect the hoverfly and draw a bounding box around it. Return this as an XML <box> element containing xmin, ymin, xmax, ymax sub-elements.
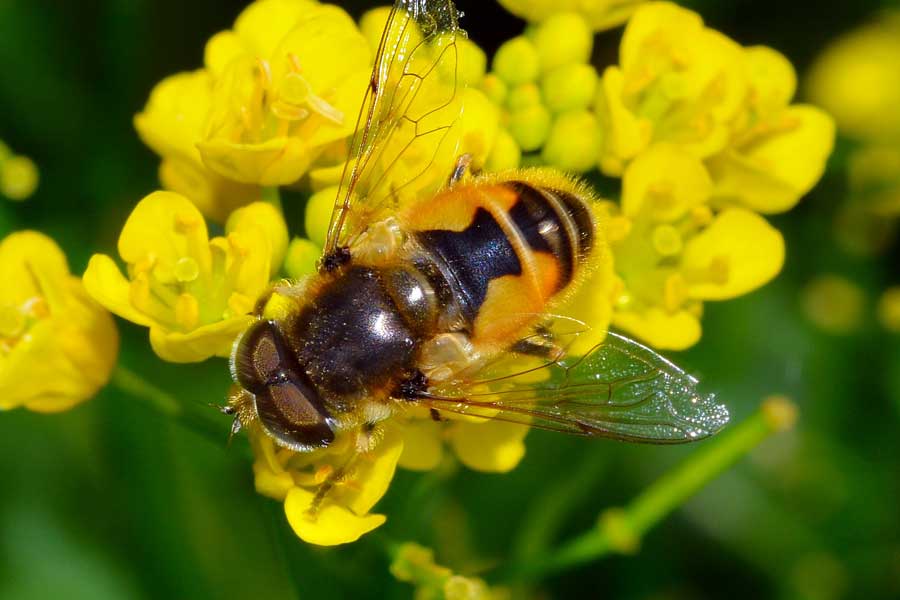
<box><xmin>228</xmin><ymin>0</ymin><xmax>728</xmax><ymax>463</ymax></box>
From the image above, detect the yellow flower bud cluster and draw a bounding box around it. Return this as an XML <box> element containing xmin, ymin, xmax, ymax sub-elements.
<box><xmin>482</xmin><ymin>12</ymin><xmax>603</xmax><ymax>173</ymax></box>
<box><xmin>0</xmin><ymin>232</ymin><xmax>118</xmax><ymax>412</ymax></box>
<box><xmin>0</xmin><ymin>141</ymin><xmax>39</xmax><ymax>202</ymax></box>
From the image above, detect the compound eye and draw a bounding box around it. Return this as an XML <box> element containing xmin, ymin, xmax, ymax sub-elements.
<box><xmin>231</xmin><ymin>320</ymin><xmax>284</xmax><ymax>394</ymax></box>
<box><xmin>255</xmin><ymin>375</ymin><xmax>335</xmax><ymax>450</ymax></box>
<box><xmin>231</xmin><ymin>320</ymin><xmax>334</xmax><ymax>450</ymax></box>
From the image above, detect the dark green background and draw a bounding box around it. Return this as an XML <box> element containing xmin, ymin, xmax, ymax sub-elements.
<box><xmin>1</xmin><ymin>1</ymin><xmax>899</xmax><ymax>598</ymax></box>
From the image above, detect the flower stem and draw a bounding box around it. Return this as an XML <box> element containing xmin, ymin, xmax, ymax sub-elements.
<box><xmin>494</xmin><ymin>396</ymin><xmax>798</xmax><ymax>583</ymax></box>
<box><xmin>110</xmin><ymin>364</ymin><xmax>242</xmax><ymax>452</ymax></box>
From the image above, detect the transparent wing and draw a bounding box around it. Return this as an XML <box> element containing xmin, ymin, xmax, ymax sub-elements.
<box><xmin>324</xmin><ymin>0</ymin><xmax>463</xmax><ymax>256</ymax></box>
<box><xmin>422</xmin><ymin>332</ymin><xmax>730</xmax><ymax>444</ymax></box>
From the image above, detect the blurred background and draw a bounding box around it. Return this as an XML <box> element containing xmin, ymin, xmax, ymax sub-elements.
<box><xmin>1</xmin><ymin>0</ymin><xmax>899</xmax><ymax>598</ymax></box>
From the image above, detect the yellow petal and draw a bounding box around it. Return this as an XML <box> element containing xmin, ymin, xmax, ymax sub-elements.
<box><xmin>270</xmin><ymin>5</ymin><xmax>370</xmax><ymax>94</ymax></box>
<box><xmin>253</xmin><ymin>458</ymin><xmax>296</xmax><ymax>501</ymax></box>
<box><xmin>682</xmin><ymin>208</ymin><xmax>785</xmax><ymax>300</ymax></box>
<box><xmin>1</xmin><ymin>280</ymin><xmax>118</xmax><ymax>413</ymax></box>
<box><xmin>555</xmin><ymin>234</ymin><xmax>615</xmax><ymax>357</ymax></box>
<box><xmin>82</xmin><ymin>254</ymin><xmax>155</xmax><ymax>327</ymax></box>
<box><xmin>744</xmin><ymin>46</ymin><xmax>797</xmax><ymax>115</ymax></box>
<box><xmin>340</xmin><ymin>422</ymin><xmax>405</xmax><ymax>515</ymax></box>
<box><xmin>134</xmin><ymin>70</ymin><xmax>212</xmax><ymax>164</ymax></box>
<box><xmin>157</xmin><ymin>157</ymin><xmax>261</xmax><ymax>223</ymax></box>
<box><xmin>622</xmin><ymin>143</ymin><xmax>711</xmax><ymax>221</ymax></box>
<box><xmin>449</xmin><ymin>420</ymin><xmax>528</xmax><ymax>473</ymax></box>
<box><xmin>0</xmin><ymin>231</ymin><xmax>70</xmax><ymax>307</ymax></box>
<box><xmin>233</xmin><ymin>0</ymin><xmax>321</xmax><ymax>62</ymax></box>
<box><xmin>612</xmin><ymin>307</ymin><xmax>702</xmax><ymax>351</ymax></box>
<box><xmin>284</xmin><ymin>487</ymin><xmax>386</xmax><ymax>546</ymax></box>
<box><xmin>118</xmin><ymin>191</ymin><xmax>212</xmax><ymax>271</ymax></box>
<box><xmin>226</xmin><ymin>202</ymin><xmax>289</xmax><ymax>276</ymax></box>
<box><xmin>596</xmin><ymin>66</ymin><xmax>651</xmax><ymax>175</ymax></box>
<box><xmin>397</xmin><ymin>418</ymin><xmax>444</xmax><ymax>471</ymax></box>
<box><xmin>148</xmin><ymin>315</ymin><xmax>253</xmax><ymax>363</ymax></box>
<box><xmin>708</xmin><ymin>106</ymin><xmax>835</xmax><ymax>213</ymax></box>
<box><xmin>620</xmin><ymin>2</ymin><xmax>705</xmax><ymax>72</ymax></box>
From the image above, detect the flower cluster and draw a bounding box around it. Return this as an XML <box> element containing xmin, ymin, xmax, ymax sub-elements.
<box><xmin>597</xmin><ymin>2</ymin><xmax>833</xmax><ymax>349</ymax></box>
<box><xmin>134</xmin><ymin>0</ymin><xmax>372</xmax><ymax>221</ymax></box>
<box><xmin>5</xmin><ymin>0</ymin><xmax>835</xmax><ymax>548</ymax></box>
<box><xmin>479</xmin><ymin>2</ymin><xmax>834</xmax><ymax>348</ymax></box>
<box><xmin>0</xmin><ymin>232</ymin><xmax>118</xmax><ymax>412</ymax></box>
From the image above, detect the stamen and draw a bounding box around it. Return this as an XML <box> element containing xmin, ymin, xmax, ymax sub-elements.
<box><xmin>175</xmin><ymin>293</ymin><xmax>200</xmax><ymax>331</ymax></box>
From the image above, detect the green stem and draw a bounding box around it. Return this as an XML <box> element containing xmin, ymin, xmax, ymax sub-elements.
<box><xmin>110</xmin><ymin>364</ymin><xmax>242</xmax><ymax>452</ymax></box>
<box><xmin>493</xmin><ymin>397</ymin><xmax>798</xmax><ymax>583</ymax></box>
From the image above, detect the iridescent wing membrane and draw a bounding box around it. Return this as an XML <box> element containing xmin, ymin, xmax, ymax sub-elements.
<box><xmin>424</xmin><ymin>332</ymin><xmax>730</xmax><ymax>443</ymax></box>
<box><xmin>324</xmin><ymin>0</ymin><xmax>463</xmax><ymax>255</ymax></box>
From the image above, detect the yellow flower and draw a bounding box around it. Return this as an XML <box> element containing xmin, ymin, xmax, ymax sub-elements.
<box><xmin>251</xmin><ymin>420</ymin><xmax>404</xmax><ymax>545</ymax></box>
<box><xmin>83</xmin><ymin>191</ymin><xmax>282</xmax><ymax>363</ymax></box>
<box><xmin>0</xmin><ymin>232</ymin><xmax>118</xmax><ymax>412</ymax></box>
<box><xmin>134</xmin><ymin>70</ymin><xmax>261</xmax><ymax>222</ymax></box>
<box><xmin>595</xmin><ymin>2</ymin><xmax>748</xmax><ymax>175</ymax></box>
<box><xmin>498</xmin><ymin>0</ymin><xmax>645</xmax><ymax>32</ymax></box>
<box><xmin>609</xmin><ymin>149</ymin><xmax>785</xmax><ymax>349</ymax></box>
<box><xmin>199</xmin><ymin>1</ymin><xmax>371</xmax><ymax>186</ymax></box>
<box><xmin>706</xmin><ymin>47</ymin><xmax>836</xmax><ymax>214</ymax></box>
<box><xmin>807</xmin><ymin>12</ymin><xmax>900</xmax><ymax>142</ymax></box>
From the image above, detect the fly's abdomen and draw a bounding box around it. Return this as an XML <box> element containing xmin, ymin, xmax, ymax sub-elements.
<box><xmin>407</xmin><ymin>177</ymin><xmax>595</xmax><ymax>348</ymax></box>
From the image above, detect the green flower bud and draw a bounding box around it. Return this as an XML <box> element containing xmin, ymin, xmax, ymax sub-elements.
<box><xmin>508</xmin><ymin>104</ymin><xmax>552</xmax><ymax>152</ymax></box>
<box><xmin>480</xmin><ymin>73</ymin><xmax>508</xmax><ymax>105</ymax></box>
<box><xmin>493</xmin><ymin>36</ymin><xmax>541</xmax><ymax>85</ymax></box>
<box><xmin>541</xmin><ymin>109</ymin><xmax>602</xmax><ymax>173</ymax></box>
<box><xmin>305</xmin><ymin>185</ymin><xmax>337</xmax><ymax>247</ymax></box>
<box><xmin>284</xmin><ymin>237</ymin><xmax>321</xmax><ymax>279</ymax></box>
<box><xmin>507</xmin><ymin>82</ymin><xmax>542</xmax><ymax>111</ymax></box>
<box><xmin>541</xmin><ymin>63</ymin><xmax>598</xmax><ymax>113</ymax></box>
<box><xmin>485</xmin><ymin>128</ymin><xmax>521</xmax><ymax>171</ymax></box>
<box><xmin>532</xmin><ymin>12</ymin><xmax>593</xmax><ymax>72</ymax></box>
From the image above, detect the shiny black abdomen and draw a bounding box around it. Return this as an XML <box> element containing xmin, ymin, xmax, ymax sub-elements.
<box><xmin>285</xmin><ymin>266</ymin><xmax>422</xmax><ymax>409</ymax></box>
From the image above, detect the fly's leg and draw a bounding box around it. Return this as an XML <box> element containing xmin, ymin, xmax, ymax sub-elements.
<box><xmin>448</xmin><ymin>153</ymin><xmax>474</xmax><ymax>187</ymax></box>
